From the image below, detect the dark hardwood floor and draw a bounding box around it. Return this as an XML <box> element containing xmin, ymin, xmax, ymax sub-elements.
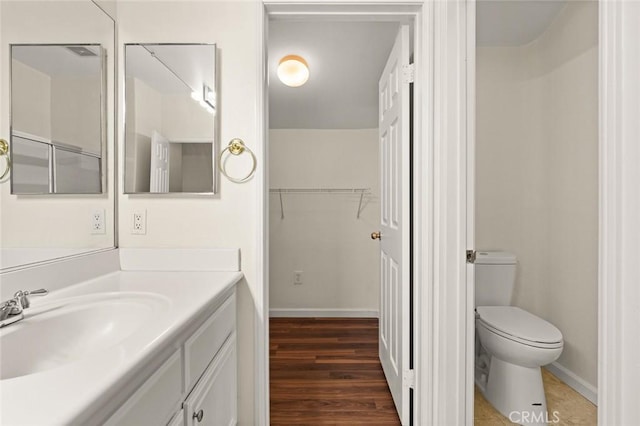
<box><xmin>270</xmin><ymin>317</ymin><xmax>401</xmax><ymax>425</ymax></box>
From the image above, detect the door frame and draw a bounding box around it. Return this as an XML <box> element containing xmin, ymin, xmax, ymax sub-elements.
<box><xmin>598</xmin><ymin>1</ymin><xmax>637</xmax><ymax>423</ymax></box>
<box><xmin>467</xmin><ymin>1</ymin><xmax>616</xmax><ymax>424</ymax></box>
<box><xmin>467</xmin><ymin>0</ymin><xmax>617</xmax><ymax>423</ymax></box>
<box><xmin>255</xmin><ymin>0</ymin><xmax>472</xmax><ymax>425</ymax></box>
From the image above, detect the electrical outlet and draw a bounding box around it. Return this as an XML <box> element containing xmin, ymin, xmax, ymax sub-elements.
<box><xmin>294</xmin><ymin>271</ymin><xmax>303</xmax><ymax>285</ymax></box>
<box><xmin>91</xmin><ymin>209</ymin><xmax>106</xmax><ymax>234</ymax></box>
<box><xmin>132</xmin><ymin>210</ymin><xmax>147</xmax><ymax>235</ymax></box>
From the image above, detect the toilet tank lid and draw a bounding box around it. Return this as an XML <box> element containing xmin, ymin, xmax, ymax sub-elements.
<box><xmin>475</xmin><ymin>251</ymin><xmax>516</xmax><ymax>265</ymax></box>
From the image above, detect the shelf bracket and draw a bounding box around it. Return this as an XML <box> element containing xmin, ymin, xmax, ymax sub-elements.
<box><xmin>357</xmin><ymin>189</ymin><xmax>366</xmax><ymax>219</ymax></box>
<box><xmin>279</xmin><ymin>190</ymin><xmax>285</xmax><ymax>220</ymax></box>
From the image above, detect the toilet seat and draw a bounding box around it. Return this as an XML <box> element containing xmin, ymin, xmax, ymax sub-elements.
<box><xmin>476</xmin><ymin>306</ymin><xmax>563</xmax><ymax>349</ymax></box>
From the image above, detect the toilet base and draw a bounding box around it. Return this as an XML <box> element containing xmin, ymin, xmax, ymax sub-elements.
<box><xmin>484</xmin><ymin>357</ymin><xmax>550</xmax><ymax>426</ymax></box>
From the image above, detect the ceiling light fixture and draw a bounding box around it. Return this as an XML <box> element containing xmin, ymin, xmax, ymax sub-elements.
<box><xmin>277</xmin><ymin>55</ymin><xmax>309</xmax><ymax>88</ymax></box>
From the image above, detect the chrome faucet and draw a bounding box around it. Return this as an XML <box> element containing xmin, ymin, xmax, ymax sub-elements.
<box><xmin>0</xmin><ymin>289</ymin><xmax>48</xmax><ymax>328</ymax></box>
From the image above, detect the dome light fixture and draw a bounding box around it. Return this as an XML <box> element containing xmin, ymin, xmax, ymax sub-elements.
<box><xmin>277</xmin><ymin>55</ymin><xmax>309</xmax><ymax>88</ymax></box>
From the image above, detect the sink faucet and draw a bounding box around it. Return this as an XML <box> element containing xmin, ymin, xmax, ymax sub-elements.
<box><xmin>0</xmin><ymin>289</ymin><xmax>48</xmax><ymax>328</ymax></box>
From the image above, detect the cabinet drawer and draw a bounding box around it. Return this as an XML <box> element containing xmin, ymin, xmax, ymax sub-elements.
<box><xmin>105</xmin><ymin>350</ymin><xmax>182</xmax><ymax>426</ymax></box>
<box><xmin>184</xmin><ymin>292</ymin><xmax>235</xmax><ymax>392</ymax></box>
<box><xmin>183</xmin><ymin>333</ymin><xmax>237</xmax><ymax>426</ymax></box>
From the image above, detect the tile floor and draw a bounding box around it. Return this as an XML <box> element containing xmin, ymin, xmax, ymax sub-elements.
<box><xmin>475</xmin><ymin>369</ymin><xmax>597</xmax><ymax>425</ymax></box>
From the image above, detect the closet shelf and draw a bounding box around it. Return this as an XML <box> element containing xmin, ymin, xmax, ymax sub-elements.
<box><xmin>269</xmin><ymin>188</ymin><xmax>371</xmax><ymax>219</ymax></box>
<box><xmin>269</xmin><ymin>187</ymin><xmax>370</xmax><ymax>194</ymax></box>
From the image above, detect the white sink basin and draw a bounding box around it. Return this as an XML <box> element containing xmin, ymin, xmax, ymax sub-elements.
<box><xmin>0</xmin><ymin>292</ymin><xmax>170</xmax><ymax>380</ymax></box>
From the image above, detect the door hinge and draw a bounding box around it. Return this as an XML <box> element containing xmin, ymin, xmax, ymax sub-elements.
<box><xmin>403</xmin><ymin>369</ymin><xmax>416</xmax><ymax>389</ymax></box>
<box><xmin>466</xmin><ymin>250</ymin><xmax>476</xmax><ymax>264</ymax></box>
<box><xmin>402</xmin><ymin>63</ymin><xmax>415</xmax><ymax>84</ymax></box>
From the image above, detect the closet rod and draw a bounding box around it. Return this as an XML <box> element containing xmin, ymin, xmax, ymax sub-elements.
<box><xmin>269</xmin><ymin>187</ymin><xmax>370</xmax><ymax>194</ymax></box>
<box><xmin>269</xmin><ymin>188</ymin><xmax>371</xmax><ymax>219</ymax></box>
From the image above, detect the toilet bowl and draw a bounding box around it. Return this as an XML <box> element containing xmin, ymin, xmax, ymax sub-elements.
<box><xmin>476</xmin><ymin>306</ymin><xmax>563</xmax><ymax>425</ymax></box>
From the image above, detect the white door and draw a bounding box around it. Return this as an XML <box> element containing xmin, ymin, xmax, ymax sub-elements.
<box><xmin>377</xmin><ymin>24</ymin><xmax>411</xmax><ymax>425</ymax></box>
<box><xmin>150</xmin><ymin>130</ymin><xmax>170</xmax><ymax>193</ymax></box>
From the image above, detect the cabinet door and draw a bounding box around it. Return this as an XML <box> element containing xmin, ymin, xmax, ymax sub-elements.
<box><xmin>183</xmin><ymin>333</ymin><xmax>237</xmax><ymax>426</ymax></box>
<box><xmin>167</xmin><ymin>409</ymin><xmax>185</xmax><ymax>426</ymax></box>
<box><xmin>184</xmin><ymin>292</ymin><xmax>236</xmax><ymax>392</ymax></box>
<box><xmin>105</xmin><ymin>350</ymin><xmax>183</xmax><ymax>426</ymax></box>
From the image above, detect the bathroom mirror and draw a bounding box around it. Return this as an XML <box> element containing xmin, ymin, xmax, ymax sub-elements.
<box><xmin>124</xmin><ymin>44</ymin><xmax>217</xmax><ymax>194</ymax></box>
<box><xmin>10</xmin><ymin>44</ymin><xmax>105</xmax><ymax>194</ymax></box>
<box><xmin>0</xmin><ymin>0</ymin><xmax>116</xmax><ymax>271</ymax></box>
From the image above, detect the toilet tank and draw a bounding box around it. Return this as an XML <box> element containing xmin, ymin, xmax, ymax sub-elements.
<box><xmin>474</xmin><ymin>251</ymin><xmax>517</xmax><ymax>307</ymax></box>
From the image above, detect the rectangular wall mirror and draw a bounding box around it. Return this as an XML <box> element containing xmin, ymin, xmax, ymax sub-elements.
<box><xmin>124</xmin><ymin>43</ymin><xmax>217</xmax><ymax>194</ymax></box>
<box><xmin>10</xmin><ymin>44</ymin><xmax>105</xmax><ymax>194</ymax></box>
<box><xmin>0</xmin><ymin>0</ymin><xmax>115</xmax><ymax>272</ymax></box>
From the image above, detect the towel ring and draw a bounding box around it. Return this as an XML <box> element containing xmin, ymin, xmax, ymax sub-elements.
<box><xmin>0</xmin><ymin>139</ymin><xmax>11</xmax><ymax>181</ymax></box>
<box><xmin>219</xmin><ymin>138</ymin><xmax>256</xmax><ymax>183</ymax></box>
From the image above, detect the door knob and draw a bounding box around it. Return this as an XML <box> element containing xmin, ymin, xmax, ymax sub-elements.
<box><xmin>193</xmin><ymin>409</ymin><xmax>204</xmax><ymax>422</ymax></box>
<box><xmin>371</xmin><ymin>231</ymin><xmax>381</xmax><ymax>240</ymax></box>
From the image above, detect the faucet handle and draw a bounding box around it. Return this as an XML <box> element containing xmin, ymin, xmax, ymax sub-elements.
<box><xmin>13</xmin><ymin>288</ymin><xmax>48</xmax><ymax>309</ymax></box>
<box><xmin>0</xmin><ymin>304</ymin><xmax>10</xmax><ymax>321</ymax></box>
<box><xmin>0</xmin><ymin>300</ymin><xmax>19</xmax><ymax>320</ymax></box>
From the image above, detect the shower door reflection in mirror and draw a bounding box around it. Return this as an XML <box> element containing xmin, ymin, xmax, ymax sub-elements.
<box><xmin>124</xmin><ymin>44</ymin><xmax>217</xmax><ymax>194</ymax></box>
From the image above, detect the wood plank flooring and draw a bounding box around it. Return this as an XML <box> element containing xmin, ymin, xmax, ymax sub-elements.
<box><xmin>270</xmin><ymin>318</ymin><xmax>401</xmax><ymax>425</ymax></box>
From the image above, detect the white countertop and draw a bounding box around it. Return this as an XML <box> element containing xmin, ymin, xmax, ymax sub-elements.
<box><xmin>0</xmin><ymin>269</ymin><xmax>243</xmax><ymax>425</ymax></box>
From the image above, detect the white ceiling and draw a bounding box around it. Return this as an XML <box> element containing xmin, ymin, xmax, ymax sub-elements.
<box><xmin>125</xmin><ymin>44</ymin><xmax>215</xmax><ymax>95</ymax></box>
<box><xmin>268</xmin><ymin>21</ymin><xmax>399</xmax><ymax>129</ymax></box>
<box><xmin>477</xmin><ymin>0</ymin><xmax>567</xmax><ymax>46</ymax></box>
<box><xmin>268</xmin><ymin>1</ymin><xmax>565</xmax><ymax>130</ymax></box>
<box><xmin>12</xmin><ymin>45</ymin><xmax>102</xmax><ymax>77</ymax></box>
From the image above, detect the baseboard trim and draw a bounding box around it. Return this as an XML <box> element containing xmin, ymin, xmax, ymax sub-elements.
<box><xmin>545</xmin><ymin>362</ymin><xmax>597</xmax><ymax>405</ymax></box>
<box><xmin>269</xmin><ymin>309</ymin><xmax>379</xmax><ymax>318</ymax></box>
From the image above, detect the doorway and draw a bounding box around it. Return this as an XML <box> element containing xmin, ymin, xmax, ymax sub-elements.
<box><xmin>266</xmin><ymin>15</ymin><xmax>415</xmax><ymax>425</ymax></box>
<box><xmin>472</xmin><ymin>1</ymin><xmax>599</xmax><ymax>424</ymax></box>
<box><xmin>257</xmin><ymin>2</ymin><xmax>473</xmax><ymax>425</ymax></box>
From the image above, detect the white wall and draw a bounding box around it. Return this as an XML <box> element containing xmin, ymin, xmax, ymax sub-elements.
<box><xmin>117</xmin><ymin>2</ymin><xmax>260</xmax><ymax>424</ymax></box>
<box><xmin>13</xmin><ymin>59</ymin><xmax>102</xmax><ymax>153</ymax></box>
<box><xmin>476</xmin><ymin>1</ymin><xmax>598</xmax><ymax>389</ymax></box>
<box><xmin>128</xmin><ymin>77</ymin><xmax>161</xmax><ymax>192</ymax></box>
<box><xmin>269</xmin><ymin>129</ymin><xmax>379</xmax><ymax>314</ymax></box>
<box><xmin>0</xmin><ymin>1</ymin><xmax>115</xmax><ymax>252</ymax></box>
<box><xmin>181</xmin><ymin>143</ymin><xmax>212</xmax><ymax>192</ymax></box>
<box><xmin>168</xmin><ymin>142</ymin><xmax>183</xmax><ymax>192</ymax></box>
<box><xmin>161</xmin><ymin>94</ymin><xmax>213</xmax><ymax>141</ymax></box>
<box><xmin>51</xmin><ymin>75</ymin><xmax>102</xmax><ymax>153</ymax></box>
<box><xmin>130</xmin><ymin>83</ymin><xmax>214</xmax><ymax>143</ymax></box>
<box><xmin>11</xmin><ymin>59</ymin><xmax>51</xmax><ymax>139</ymax></box>
<box><xmin>132</xmin><ymin>77</ymin><xmax>162</xmax><ymax>137</ymax></box>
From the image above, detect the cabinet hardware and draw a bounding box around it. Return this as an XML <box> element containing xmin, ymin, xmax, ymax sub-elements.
<box><xmin>193</xmin><ymin>409</ymin><xmax>204</xmax><ymax>422</ymax></box>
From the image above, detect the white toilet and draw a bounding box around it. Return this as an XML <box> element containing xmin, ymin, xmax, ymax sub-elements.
<box><xmin>474</xmin><ymin>251</ymin><xmax>563</xmax><ymax>426</ymax></box>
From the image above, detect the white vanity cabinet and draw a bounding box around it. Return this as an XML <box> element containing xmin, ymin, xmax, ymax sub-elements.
<box><xmin>183</xmin><ymin>335</ymin><xmax>237</xmax><ymax>426</ymax></box>
<box><xmin>168</xmin><ymin>409</ymin><xmax>185</xmax><ymax>426</ymax></box>
<box><xmin>106</xmin><ymin>291</ymin><xmax>237</xmax><ymax>426</ymax></box>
